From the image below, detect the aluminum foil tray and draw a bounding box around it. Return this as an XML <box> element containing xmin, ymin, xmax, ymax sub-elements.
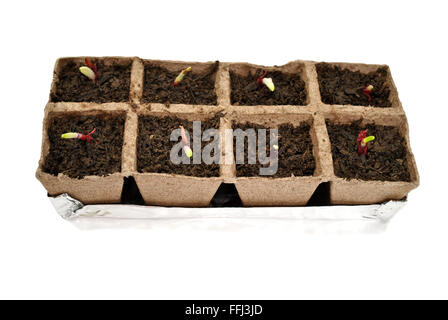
<box><xmin>49</xmin><ymin>193</ymin><xmax>406</xmax><ymax>233</ymax></box>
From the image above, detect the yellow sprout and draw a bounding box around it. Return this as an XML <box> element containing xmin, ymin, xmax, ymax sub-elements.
<box><xmin>361</xmin><ymin>136</ymin><xmax>375</xmax><ymax>146</ymax></box>
<box><xmin>79</xmin><ymin>66</ymin><xmax>96</xmax><ymax>81</ymax></box>
<box><xmin>174</xmin><ymin>66</ymin><xmax>192</xmax><ymax>86</ymax></box>
<box><xmin>183</xmin><ymin>145</ymin><xmax>193</xmax><ymax>158</ymax></box>
<box><xmin>273</xmin><ymin>144</ymin><xmax>279</xmax><ymax>150</ymax></box>
<box><xmin>262</xmin><ymin>77</ymin><xmax>275</xmax><ymax>91</ymax></box>
<box><xmin>61</xmin><ymin>132</ymin><xmax>79</xmax><ymax>139</ymax></box>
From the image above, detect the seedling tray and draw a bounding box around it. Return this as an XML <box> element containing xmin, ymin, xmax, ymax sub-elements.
<box><xmin>37</xmin><ymin>57</ymin><xmax>419</xmax><ymax>207</ymax></box>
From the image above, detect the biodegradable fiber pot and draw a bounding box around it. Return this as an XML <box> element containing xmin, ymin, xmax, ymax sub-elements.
<box><xmin>228</xmin><ymin>113</ymin><xmax>323</xmax><ymax>206</ymax></box>
<box><xmin>314</xmin><ymin>62</ymin><xmax>402</xmax><ymax>110</ymax></box>
<box><xmin>50</xmin><ymin>57</ymin><xmax>134</xmax><ymax>103</ymax></box>
<box><xmin>324</xmin><ymin>112</ymin><xmax>419</xmax><ymax>205</ymax></box>
<box><xmin>36</xmin><ymin>106</ymin><xmax>130</xmax><ymax>204</ymax></box>
<box><xmin>133</xmin><ymin>112</ymin><xmax>224</xmax><ymax>207</ymax></box>
<box><xmin>228</xmin><ymin>61</ymin><xmax>309</xmax><ymax>106</ymax></box>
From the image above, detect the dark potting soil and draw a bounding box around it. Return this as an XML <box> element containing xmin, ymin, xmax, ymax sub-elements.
<box><xmin>43</xmin><ymin>114</ymin><xmax>125</xmax><ymax>179</ymax></box>
<box><xmin>51</xmin><ymin>60</ymin><xmax>132</xmax><ymax>103</ymax></box>
<box><xmin>233</xmin><ymin>121</ymin><xmax>315</xmax><ymax>177</ymax></box>
<box><xmin>316</xmin><ymin>63</ymin><xmax>391</xmax><ymax>107</ymax></box>
<box><xmin>230</xmin><ymin>69</ymin><xmax>307</xmax><ymax>106</ymax></box>
<box><xmin>326</xmin><ymin>120</ymin><xmax>411</xmax><ymax>181</ymax></box>
<box><xmin>137</xmin><ymin>114</ymin><xmax>222</xmax><ymax>177</ymax></box>
<box><xmin>142</xmin><ymin>62</ymin><xmax>218</xmax><ymax>105</ymax></box>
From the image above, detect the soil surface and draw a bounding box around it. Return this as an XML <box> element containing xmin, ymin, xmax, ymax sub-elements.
<box><xmin>137</xmin><ymin>113</ymin><xmax>222</xmax><ymax>177</ymax></box>
<box><xmin>230</xmin><ymin>69</ymin><xmax>307</xmax><ymax>106</ymax></box>
<box><xmin>326</xmin><ymin>120</ymin><xmax>411</xmax><ymax>181</ymax></box>
<box><xmin>44</xmin><ymin>114</ymin><xmax>125</xmax><ymax>178</ymax></box>
<box><xmin>142</xmin><ymin>62</ymin><xmax>218</xmax><ymax>105</ymax></box>
<box><xmin>233</xmin><ymin>121</ymin><xmax>315</xmax><ymax>177</ymax></box>
<box><xmin>51</xmin><ymin>60</ymin><xmax>131</xmax><ymax>103</ymax></box>
<box><xmin>316</xmin><ymin>63</ymin><xmax>391</xmax><ymax>107</ymax></box>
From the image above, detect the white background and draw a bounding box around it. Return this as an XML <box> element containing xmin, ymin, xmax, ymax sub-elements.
<box><xmin>1</xmin><ymin>0</ymin><xmax>447</xmax><ymax>300</ymax></box>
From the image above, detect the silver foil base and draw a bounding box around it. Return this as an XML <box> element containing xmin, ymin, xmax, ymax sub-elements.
<box><xmin>49</xmin><ymin>194</ymin><xmax>406</xmax><ymax>233</ymax></box>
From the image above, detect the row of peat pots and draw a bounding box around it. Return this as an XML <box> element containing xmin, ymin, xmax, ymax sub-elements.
<box><xmin>36</xmin><ymin>57</ymin><xmax>418</xmax><ymax>207</ymax></box>
<box><xmin>36</xmin><ymin>108</ymin><xmax>419</xmax><ymax>206</ymax></box>
<box><xmin>48</xmin><ymin>56</ymin><xmax>403</xmax><ymax>111</ymax></box>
